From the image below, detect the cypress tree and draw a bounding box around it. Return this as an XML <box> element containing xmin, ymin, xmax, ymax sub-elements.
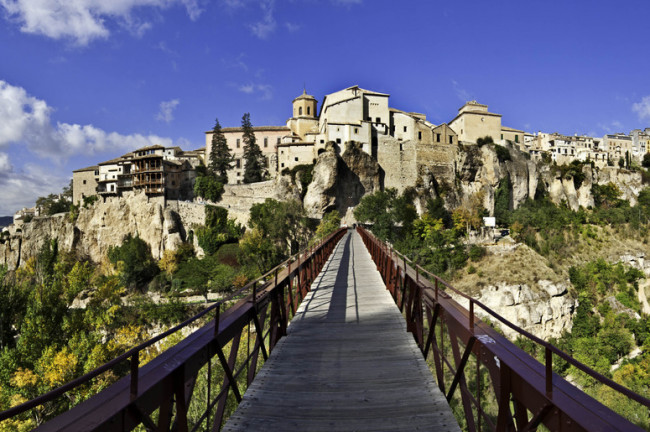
<box><xmin>242</xmin><ymin>113</ymin><xmax>264</xmax><ymax>183</ymax></box>
<box><xmin>209</xmin><ymin>118</ymin><xmax>233</xmax><ymax>185</ymax></box>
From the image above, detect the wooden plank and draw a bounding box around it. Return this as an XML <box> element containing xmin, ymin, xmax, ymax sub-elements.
<box><xmin>222</xmin><ymin>231</ymin><xmax>461</xmax><ymax>432</ymax></box>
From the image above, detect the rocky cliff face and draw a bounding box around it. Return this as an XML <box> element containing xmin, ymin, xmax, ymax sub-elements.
<box><xmin>304</xmin><ymin>141</ymin><xmax>381</xmax><ymax>218</ymax></box>
<box><xmin>0</xmin><ymin>192</ymin><xmax>206</xmax><ymax>269</ymax></box>
<box><xmin>451</xmin><ymin>280</ymin><xmax>576</xmax><ymax>340</ymax></box>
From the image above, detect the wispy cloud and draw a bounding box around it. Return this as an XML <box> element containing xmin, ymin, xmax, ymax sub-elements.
<box><xmin>597</xmin><ymin>120</ymin><xmax>625</xmax><ymax>134</ymax></box>
<box><xmin>156</xmin><ymin>99</ymin><xmax>180</xmax><ymax>123</ymax></box>
<box><xmin>633</xmin><ymin>96</ymin><xmax>650</xmax><ymax>121</ymax></box>
<box><xmin>285</xmin><ymin>22</ymin><xmax>300</xmax><ymax>32</ymax></box>
<box><xmin>238</xmin><ymin>83</ymin><xmax>272</xmax><ymax>100</ymax></box>
<box><xmin>250</xmin><ymin>0</ymin><xmax>276</xmax><ymax>39</ymax></box>
<box><xmin>0</xmin><ymin>0</ymin><xmax>204</xmax><ymax>45</ymax></box>
<box><xmin>452</xmin><ymin>80</ymin><xmax>471</xmax><ymax>102</ymax></box>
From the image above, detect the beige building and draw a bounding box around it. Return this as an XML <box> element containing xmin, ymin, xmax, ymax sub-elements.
<box><xmin>449</xmin><ymin>101</ymin><xmax>523</xmax><ymax>146</ymax></box>
<box><xmin>72</xmin><ymin>165</ymin><xmax>99</xmax><ymax>205</ymax></box>
<box><xmin>206</xmin><ymin>126</ymin><xmax>288</xmax><ymax>184</ymax></box>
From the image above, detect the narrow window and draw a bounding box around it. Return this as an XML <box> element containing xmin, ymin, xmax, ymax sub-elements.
<box><xmin>354</xmin><ymin>128</ymin><xmax>358</xmax><ymax>134</ymax></box>
<box><xmin>436</xmin><ymin>133</ymin><xmax>441</xmax><ymax>142</ymax></box>
<box><xmin>418</xmin><ymin>131</ymin><xmax>422</xmax><ymax>140</ymax></box>
<box><xmin>236</xmin><ymin>138</ymin><xmax>240</xmax><ymax>148</ymax></box>
<box><xmin>307</xmin><ymin>106</ymin><xmax>311</xmax><ymax>115</ymax></box>
<box><xmin>449</xmin><ymin>136</ymin><xmax>454</xmax><ymax>144</ymax></box>
<box><xmin>236</xmin><ymin>159</ymin><xmax>241</xmax><ymax>168</ymax></box>
<box><xmin>83</xmin><ymin>180</ymin><xmax>87</xmax><ymax>184</ymax></box>
<box><xmin>277</xmin><ymin>137</ymin><xmax>281</xmax><ymax>144</ymax></box>
<box><xmin>299</xmin><ymin>107</ymin><xmax>303</xmax><ymax>115</ymax></box>
<box><xmin>403</xmin><ymin>126</ymin><xmax>407</xmax><ymax>132</ymax></box>
<box><xmin>501</xmin><ymin>134</ymin><xmax>504</xmax><ymax>140</ymax></box>
<box><xmin>264</xmin><ymin>137</ymin><xmax>268</xmax><ymax>148</ymax></box>
<box><xmin>281</xmin><ymin>163</ymin><xmax>285</xmax><ymax>167</ymax></box>
<box><xmin>515</xmin><ymin>135</ymin><xmax>520</xmax><ymax>143</ymax></box>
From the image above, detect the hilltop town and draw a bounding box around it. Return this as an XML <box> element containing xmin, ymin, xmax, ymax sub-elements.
<box><xmin>7</xmin><ymin>85</ymin><xmax>650</xmax><ymax>226</ymax></box>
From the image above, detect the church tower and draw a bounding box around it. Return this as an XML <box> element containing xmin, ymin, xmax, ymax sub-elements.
<box><xmin>287</xmin><ymin>90</ymin><xmax>319</xmax><ymax>141</ymax></box>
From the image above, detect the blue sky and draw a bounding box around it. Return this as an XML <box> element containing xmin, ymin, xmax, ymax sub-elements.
<box><xmin>0</xmin><ymin>0</ymin><xmax>649</xmax><ymax>215</ymax></box>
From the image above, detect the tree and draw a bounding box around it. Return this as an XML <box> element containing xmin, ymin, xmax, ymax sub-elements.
<box><xmin>494</xmin><ymin>174</ymin><xmax>512</xmax><ymax>225</ymax></box>
<box><xmin>642</xmin><ymin>152</ymin><xmax>650</xmax><ymax>168</ymax></box>
<box><xmin>107</xmin><ymin>235</ymin><xmax>159</xmax><ymax>289</ymax></box>
<box><xmin>618</xmin><ymin>156</ymin><xmax>625</xmax><ymax>168</ymax></box>
<box><xmin>193</xmin><ymin>174</ymin><xmax>224</xmax><ymax>202</ymax></box>
<box><xmin>209</xmin><ymin>118</ymin><xmax>233</xmax><ymax>185</ymax></box>
<box><xmin>241</xmin><ymin>113</ymin><xmax>264</xmax><ymax>183</ymax></box>
<box><xmin>354</xmin><ymin>189</ymin><xmax>417</xmax><ymax>242</ymax></box>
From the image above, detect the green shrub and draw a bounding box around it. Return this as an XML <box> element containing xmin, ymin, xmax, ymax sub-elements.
<box><xmin>468</xmin><ymin>245</ymin><xmax>486</xmax><ymax>261</ymax></box>
<box><xmin>107</xmin><ymin>234</ymin><xmax>159</xmax><ymax>290</ymax></box>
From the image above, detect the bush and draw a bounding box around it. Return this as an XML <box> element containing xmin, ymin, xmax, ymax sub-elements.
<box><xmin>493</xmin><ymin>144</ymin><xmax>511</xmax><ymax>163</ymax></box>
<box><xmin>468</xmin><ymin>245</ymin><xmax>486</xmax><ymax>261</ymax></box>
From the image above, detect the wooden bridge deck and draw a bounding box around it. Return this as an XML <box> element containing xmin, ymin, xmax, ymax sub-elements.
<box><xmin>223</xmin><ymin>230</ymin><xmax>460</xmax><ymax>431</ymax></box>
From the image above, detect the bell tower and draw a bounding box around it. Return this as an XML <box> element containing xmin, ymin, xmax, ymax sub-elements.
<box><xmin>288</xmin><ymin>89</ymin><xmax>319</xmax><ymax>140</ymax></box>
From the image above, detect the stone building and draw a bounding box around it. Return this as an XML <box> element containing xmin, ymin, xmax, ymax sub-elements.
<box><xmin>448</xmin><ymin>101</ymin><xmax>524</xmax><ymax>146</ymax></box>
<box><xmin>72</xmin><ymin>165</ymin><xmax>99</xmax><ymax>205</ymax></box>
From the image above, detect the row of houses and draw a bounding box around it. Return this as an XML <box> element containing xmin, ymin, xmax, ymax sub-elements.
<box><xmin>521</xmin><ymin>129</ymin><xmax>650</xmax><ymax>167</ymax></box>
<box><xmin>72</xmin><ymin>145</ymin><xmax>204</xmax><ymax>205</ymax></box>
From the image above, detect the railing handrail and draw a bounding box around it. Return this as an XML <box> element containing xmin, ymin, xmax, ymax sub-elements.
<box><xmin>0</xmin><ymin>227</ymin><xmax>346</xmax><ymax>423</ymax></box>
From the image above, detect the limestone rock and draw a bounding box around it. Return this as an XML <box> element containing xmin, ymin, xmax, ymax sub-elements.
<box><xmin>452</xmin><ymin>280</ymin><xmax>576</xmax><ymax>340</ymax></box>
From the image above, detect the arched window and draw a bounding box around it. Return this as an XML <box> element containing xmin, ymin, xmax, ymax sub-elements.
<box><xmin>299</xmin><ymin>107</ymin><xmax>303</xmax><ymax>115</ymax></box>
<box><xmin>307</xmin><ymin>106</ymin><xmax>311</xmax><ymax>115</ymax></box>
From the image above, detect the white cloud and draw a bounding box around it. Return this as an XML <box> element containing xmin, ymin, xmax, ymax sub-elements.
<box><xmin>633</xmin><ymin>96</ymin><xmax>650</xmax><ymax>121</ymax></box>
<box><xmin>0</xmin><ymin>152</ymin><xmax>12</xmax><ymax>171</ymax></box>
<box><xmin>250</xmin><ymin>0</ymin><xmax>276</xmax><ymax>39</ymax></box>
<box><xmin>238</xmin><ymin>83</ymin><xmax>272</xmax><ymax>100</ymax></box>
<box><xmin>0</xmin><ymin>80</ymin><xmax>172</xmax><ymax>163</ymax></box>
<box><xmin>0</xmin><ymin>163</ymin><xmax>70</xmax><ymax>215</ymax></box>
<box><xmin>0</xmin><ymin>0</ymin><xmax>204</xmax><ymax>45</ymax></box>
<box><xmin>156</xmin><ymin>98</ymin><xmax>180</xmax><ymax>123</ymax></box>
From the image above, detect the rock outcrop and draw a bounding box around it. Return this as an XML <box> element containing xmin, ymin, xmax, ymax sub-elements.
<box><xmin>304</xmin><ymin>141</ymin><xmax>381</xmax><ymax>218</ymax></box>
<box><xmin>451</xmin><ymin>280</ymin><xmax>576</xmax><ymax>340</ymax></box>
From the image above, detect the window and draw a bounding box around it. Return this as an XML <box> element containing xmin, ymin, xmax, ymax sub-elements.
<box><xmin>515</xmin><ymin>135</ymin><xmax>520</xmax><ymax>143</ymax></box>
<box><xmin>403</xmin><ymin>126</ymin><xmax>407</xmax><ymax>132</ymax></box>
<box><xmin>354</xmin><ymin>128</ymin><xmax>358</xmax><ymax>134</ymax></box>
<box><xmin>449</xmin><ymin>136</ymin><xmax>454</xmax><ymax>144</ymax></box>
<box><xmin>236</xmin><ymin>159</ymin><xmax>241</xmax><ymax>168</ymax></box>
<box><xmin>281</xmin><ymin>163</ymin><xmax>285</xmax><ymax>167</ymax></box>
<box><xmin>501</xmin><ymin>134</ymin><xmax>504</xmax><ymax>140</ymax></box>
<box><xmin>236</xmin><ymin>138</ymin><xmax>240</xmax><ymax>148</ymax></box>
<box><xmin>264</xmin><ymin>137</ymin><xmax>268</xmax><ymax>148</ymax></box>
<box><xmin>320</xmin><ymin>140</ymin><xmax>325</xmax><ymax>144</ymax></box>
<box><xmin>299</xmin><ymin>107</ymin><xmax>303</xmax><ymax>115</ymax></box>
<box><xmin>83</xmin><ymin>180</ymin><xmax>87</xmax><ymax>184</ymax></box>
<box><xmin>277</xmin><ymin>137</ymin><xmax>281</xmax><ymax>144</ymax></box>
<box><xmin>376</xmin><ymin>117</ymin><xmax>381</xmax><ymax>123</ymax></box>
<box><xmin>436</xmin><ymin>133</ymin><xmax>441</xmax><ymax>142</ymax></box>
<box><xmin>336</xmin><ymin>138</ymin><xmax>341</xmax><ymax>144</ymax></box>
<box><xmin>367</xmin><ymin>117</ymin><xmax>372</xmax><ymax>121</ymax></box>
<box><xmin>418</xmin><ymin>131</ymin><xmax>422</xmax><ymax>140</ymax></box>
<box><xmin>295</xmin><ymin>157</ymin><xmax>299</xmax><ymax>161</ymax></box>
<box><xmin>307</xmin><ymin>107</ymin><xmax>311</xmax><ymax>115</ymax></box>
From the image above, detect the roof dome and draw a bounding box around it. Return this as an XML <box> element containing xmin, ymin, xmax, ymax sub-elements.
<box><xmin>293</xmin><ymin>89</ymin><xmax>316</xmax><ymax>103</ymax></box>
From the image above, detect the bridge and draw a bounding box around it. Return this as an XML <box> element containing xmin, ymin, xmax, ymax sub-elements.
<box><xmin>1</xmin><ymin>227</ymin><xmax>649</xmax><ymax>431</ymax></box>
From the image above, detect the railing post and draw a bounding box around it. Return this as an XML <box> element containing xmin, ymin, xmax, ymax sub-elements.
<box><xmin>130</xmin><ymin>352</ymin><xmax>139</xmax><ymax>401</ymax></box>
<box><xmin>469</xmin><ymin>299</ymin><xmax>474</xmax><ymax>332</ymax></box>
<box><xmin>546</xmin><ymin>346</ymin><xmax>553</xmax><ymax>398</ymax></box>
<box><xmin>214</xmin><ymin>302</ymin><xmax>221</xmax><ymax>338</ymax></box>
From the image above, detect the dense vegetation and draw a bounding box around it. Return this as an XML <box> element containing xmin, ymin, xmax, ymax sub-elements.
<box><xmin>0</xmin><ymin>200</ymin><xmax>341</xmax><ymax>430</ymax></box>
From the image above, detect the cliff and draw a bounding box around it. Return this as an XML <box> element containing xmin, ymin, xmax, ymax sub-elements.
<box><xmin>0</xmin><ymin>192</ymin><xmax>206</xmax><ymax>269</ymax></box>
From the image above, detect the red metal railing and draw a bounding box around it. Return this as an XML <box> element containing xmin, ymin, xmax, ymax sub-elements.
<box><xmin>357</xmin><ymin>226</ymin><xmax>650</xmax><ymax>432</ymax></box>
<box><xmin>0</xmin><ymin>228</ymin><xmax>347</xmax><ymax>431</ymax></box>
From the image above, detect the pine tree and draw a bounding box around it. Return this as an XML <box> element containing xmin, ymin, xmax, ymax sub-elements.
<box><xmin>209</xmin><ymin>118</ymin><xmax>233</xmax><ymax>185</ymax></box>
<box><xmin>241</xmin><ymin>113</ymin><xmax>264</xmax><ymax>184</ymax></box>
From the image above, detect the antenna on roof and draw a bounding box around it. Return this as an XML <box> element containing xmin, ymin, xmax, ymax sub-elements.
<box><xmin>303</xmin><ymin>82</ymin><xmax>306</xmax><ymax>94</ymax></box>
